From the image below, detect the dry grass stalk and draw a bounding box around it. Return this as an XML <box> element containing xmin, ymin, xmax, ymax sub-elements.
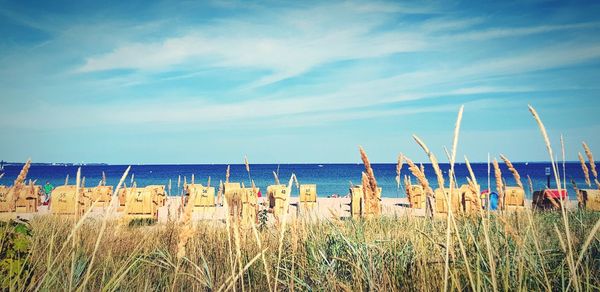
<box><xmin>361</xmin><ymin>172</ymin><xmax>370</xmax><ymax>215</ymax></box>
<box><xmin>14</xmin><ymin>159</ymin><xmax>31</xmax><ymax>186</ymax></box>
<box><xmin>545</xmin><ymin>190</ymin><xmax>561</xmax><ymax>209</ymax></box>
<box><xmin>273</xmin><ymin>171</ymin><xmax>280</xmax><ymax>185</ymax></box>
<box><xmin>528</xmin><ymin>105</ymin><xmax>578</xmax><ymax>291</ymax></box>
<box><xmin>68</xmin><ymin>167</ymin><xmax>81</xmax><ymax>291</ymax></box>
<box><xmin>500</xmin><ymin>154</ymin><xmax>524</xmax><ymax>190</ymax></box>
<box><xmin>64</xmin><ymin>174</ymin><xmax>69</xmax><ymax>186</ymax></box>
<box><xmin>527</xmin><ymin>175</ymin><xmax>534</xmax><ymax>197</ymax></box>
<box><xmin>178</xmin><ymin>176</ymin><xmax>199</xmax><ymax>260</ymax></box>
<box><xmin>492</xmin><ymin>158</ymin><xmax>504</xmax><ymax>209</ymax></box>
<box><xmin>403</xmin><ymin>175</ymin><xmax>412</xmax><ymax>205</ymax></box>
<box><xmin>444</xmin><ymin>105</ymin><xmax>476</xmax><ymax>292</ymax></box>
<box><xmin>244</xmin><ymin>156</ymin><xmax>250</xmax><ymax>173</ymax></box>
<box><xmin>413</xmin><ymin>105</ymin><xmax>475</xmax><ymax>292</ymax></box>
<box><xmin>80</xmin><ymin>166</ymin><xmax>131</xmax><ymax>289</ymax></box>
<box><xmin>396</xmin><ymin>154</ymin><xmax>404</xmax><ymax>190</ymax></box>
<box><xmin>359</xmin><ymin>146</ymin><xmax>380</xmax><ymax>216</ymax></box>
<box><xmin>578</xmin><ymin>153</ymin><xmax>592</xmax><ymax>187</ymax></box>
<box><xmin>561</xmin><ymin>135</ymin><xmax>567</xmax><ymax>191</ymax></box>
<box><xmin>413</xmin><ymin>136</ymin><xmax>445</xmax><ymax>189</ymax></box>
<box><xmin>464</xmin><ymin>156</ymin><xmax>481</xmax><ymax>210</ymax></box>
<box><xmin>582</xmin><ymin>142</ymin><xmax>600</xmax><ymax>189</ymax></box>
<box><xmin>102</xmin><ymin>171</ymin><xmax>106</xmax><ymax>186</ymax></box>
<box><xmin>273</xmin><ymin>174</ymin><xmax>296</xmax><ymax>291</ymax></box>
<box><xmin>293</xmin><ymin>174</ymin><xmax>300</xmax><ymax>189</ymax></box>
<box><xmin>406</xmin><ymin>158</ymin><xmax>431</xmax><ymax>195</ymax></box>
<box><xmin>583</xmin><ymin>142</ymin><xmax>597</xmax><ymax>178</ymax></box>
<box><xmin>226</xmin><ymin>165</ymin><xmax>230</xmax><ymax>183</ymax></box>
<box><xmin>218</xmin><ymin>180</ymin><xmax>223</xmax><ymax>206</ymax></box>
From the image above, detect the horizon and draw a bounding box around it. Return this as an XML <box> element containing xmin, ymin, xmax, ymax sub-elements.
<box><xmin>0</xmin><ymin>160</ymin><xmax>595</xmax><ymax>165</ymax></box>
<box><xmin>1</xmin><ymin>0</ymin><xmax>599</xmax><ymax>164</ymax></box>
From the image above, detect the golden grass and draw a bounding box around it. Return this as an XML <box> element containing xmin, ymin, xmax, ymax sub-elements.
<box><xmin>359</xmin><ymin>146</ymin><xmax>380</xmax><ymax>216</ymax></box>
<box><xmin>500</xmin><ymin>154</ymin><xmax>524</xmax><ymax>191</ymax></box>
<box><xmin>492</xmin><ymin>158</ymin><xmax>504</xmax><ymax>209</ymax></box>
<box><xmin>583</xmin><ymin>142</ymin><xmax>597</xmax><ymax>178</ymax></box>
<box><xmin>396</xmin><ymin>153</ymin><xmax>404</xmax><ymax>190</ymax></box>
<box><xmin>582</xmin><ymin>142</ymin><xmax>600</xmax><ymax>189</ymax></box>
<box><xmin>13</xmin><ymin>159</ymin><xmax>31</xmax><ymax>186</ymax></box>
<box><xmin>7</xmin><ymin>210</ymin><xmax>597</xmax><ymax>291</ymax></box>
<box><xmin>578</xmin><ymin>152</ymin><xmax>592</xmax><ymax>187</ymax></box>
<box><xmin>528</xmin><ymin>105</ymin><xmax>580</xmax><ymax>292</ymax></box>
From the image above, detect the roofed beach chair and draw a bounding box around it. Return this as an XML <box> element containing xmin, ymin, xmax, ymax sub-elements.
<box><xmin>362</xmin><ymin>186</ymin><xmax>382</xmax><ymax>218</ymax></box>
<box><xmin>117</xmin><ymin>187</ymin><xmax>128</xmax><ymax>211</ymax></box>
<box><xmin>433</xmin><ymin>187</ymin><xmax>461</xmax><ymax>215</ymax></box>
<box><xmin>458</xmin><ymin>184</ymin><xmax>481</xmax><ymax>214</ymax></box>
<box><xmin>87</xmin><ymin>186</ymin><xmax>113</xmax><ymax>207</ymax></box>
<box><xmin>50</xmin><ymin>186</ymin><xmax>86</xmax><ymax>216</ymax></box>
<box><xmin>578</xmin><ymin>189</ymin><xmax>600</xmax><ymax>211</ymax></box>
<box><xmin>349</xmin><ymin>185</ymin><xmax>363</xmax><ymax>219</ymax></box>
<box><xmin>406</xmin><ymin>184</ymin><xmax>426</xmax><ymax>209</ymax></box>
<box><xmin>0</xmin><ymin>185</ymin><xmax>15</xmax><ymax>213</ymax></box>
<box><xmin>124</xmin><ymin>186</ymin><xmax>160</xmax><ymax>220</ymax></box>
<box><xmin>503</xmin><ymin>186</ymin><xmax>525</xmax><ymax>211</ymax></box>
<box><xmin>532</xmin><ymin>189</ymin><xmax>567</xmax><ymax>210</ymax></box>
<box><xmin>146</xmin><ymin>185</ymin><xmax>167</xmax><ymax>207</ymax></box>
<box><xmin>223</xmin><ymin>182</ymin><xmax>243</xmax><ymax>221</ymax></box>
<box><xmin>185</xmin><ymin>184</ymin><xmax>216</xmax><ymax>214</ymax></box>
<box><xmin>267</xmin><ymin>184</ymin><xmax>289</xmax><ymax>220</ymax></box>
<box><xmin>299</xmin><ymin>184</ymin><xmax>317</xmax><ymax>211</ymax></box>
<box><xmin>241</xmin><ymin>187</ymin><xmax>259</xmax><ymax>228</ymax></box>
<box><xmin>15</xmin><ymin>184</ymin><xmax>41</xmax><ymax>213</ymax></box>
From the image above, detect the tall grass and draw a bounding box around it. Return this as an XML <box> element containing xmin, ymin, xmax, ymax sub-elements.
<box><xmin>2</xmin><ymin>210</ymin><xmax>597</xmax><ymax>291</ymax></box>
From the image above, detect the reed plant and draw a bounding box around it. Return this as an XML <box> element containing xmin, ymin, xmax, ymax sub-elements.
<box><xmin>1</xmin><ymin>209</ymin><xmax>596</xmax><ymax>291</ymax></box>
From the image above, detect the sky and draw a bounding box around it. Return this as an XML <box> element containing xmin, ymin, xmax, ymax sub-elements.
<box><xmin>0</xmin><ymin>0</ymin><xmax>599</xmax><ymax>164</ymax></box>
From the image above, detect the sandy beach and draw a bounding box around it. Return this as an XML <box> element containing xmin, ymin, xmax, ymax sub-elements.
<box><xmin>3</xmin><ymin>196</ymin><xmax>567</xmax><ymax>223</ymax></box>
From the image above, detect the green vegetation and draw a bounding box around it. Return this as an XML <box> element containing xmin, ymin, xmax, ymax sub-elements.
<box><xmin>0</xmin><ymin>210</ymin><xmax>597</xmax><ymax>291</ymax></box>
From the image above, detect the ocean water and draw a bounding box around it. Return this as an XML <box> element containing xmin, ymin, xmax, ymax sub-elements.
<box><xmin>0</xmin><ymin>162</ymin><xmax>593</xmax><ymax>199</ymax></box>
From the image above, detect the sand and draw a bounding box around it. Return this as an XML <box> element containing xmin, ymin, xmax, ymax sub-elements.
<box><xmin>0</xmin><ymin>196</ymin><xmax>566</xmax><ymax>223</ymax></box>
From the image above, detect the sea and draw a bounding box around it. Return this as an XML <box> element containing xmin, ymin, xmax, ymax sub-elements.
<box><xmin>0</xmin><ymin>162</ymin><xmax>593</xmax><ymax>199</ymax></box>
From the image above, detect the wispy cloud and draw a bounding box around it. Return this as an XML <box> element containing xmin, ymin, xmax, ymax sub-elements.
<box><xmin>77</xmin><ymin>2</ymin><xmax>428</xmax><ymax>87</ymax></box>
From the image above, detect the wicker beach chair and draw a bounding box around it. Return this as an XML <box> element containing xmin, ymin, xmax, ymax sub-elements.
<box><xmin>267</xmin><ymin>184</ymin><xmax>289</xmax><ymax>219</ymax></box>
<box><xmin>50</xmin><ymin>186</ymin><xmax>86</xmax><ymax>216</ymax></box>
<box><xmin>241</xmin><ymin>187</ymin><xmax>259</xmax><ymax>228</ymax></box>
<box><xmin>185</xmin><ymin>184</ymin><xmax>216</xmax><ymax>213</ymax></box>
<box><xmin>578</xmin><ymin>189</ymin><xmax>600</xmax><ymax>211</ymax></box>
<box><xmin>407</xmin><ymin>185</ymin><xmax>426</xmax><ymax>209</ymax></box>
<box><xmin>434</xmin><ymin>187</ymin><xmax>461</xmax><ymax>215</ymax></box>
<box><xmin>124</xmin><ymin>187</ymin><xmax>159</xmax><ymax>220</ymax></box>
<box><xmin>299</xmin><ymin>184</ymin><xmax>317</xmax><ymax>211</ymax></box>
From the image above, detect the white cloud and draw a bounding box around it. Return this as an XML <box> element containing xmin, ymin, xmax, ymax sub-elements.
<box><xmin>77</xmin><ymin>1</ymin><xmax>428</xmax><ymax>86</ymax></box>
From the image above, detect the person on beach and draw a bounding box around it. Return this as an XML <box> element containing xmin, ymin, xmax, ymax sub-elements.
<box><xmin>43</xmin><ymin>181</ymin><xmax>54</xmax><ymax>204</ymax></box>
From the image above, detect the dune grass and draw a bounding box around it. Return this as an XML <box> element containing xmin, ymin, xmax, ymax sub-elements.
<box><xmin>0</xmin><ymin>209</ymin><xmax>597</xmax><ymax>291</ymax></box>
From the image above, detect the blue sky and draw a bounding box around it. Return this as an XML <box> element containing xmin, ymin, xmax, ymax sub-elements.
<box><xmin>1</xmin><ymin>0</ymin><xmax>599</xmax><ymax>164</ymax></box>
